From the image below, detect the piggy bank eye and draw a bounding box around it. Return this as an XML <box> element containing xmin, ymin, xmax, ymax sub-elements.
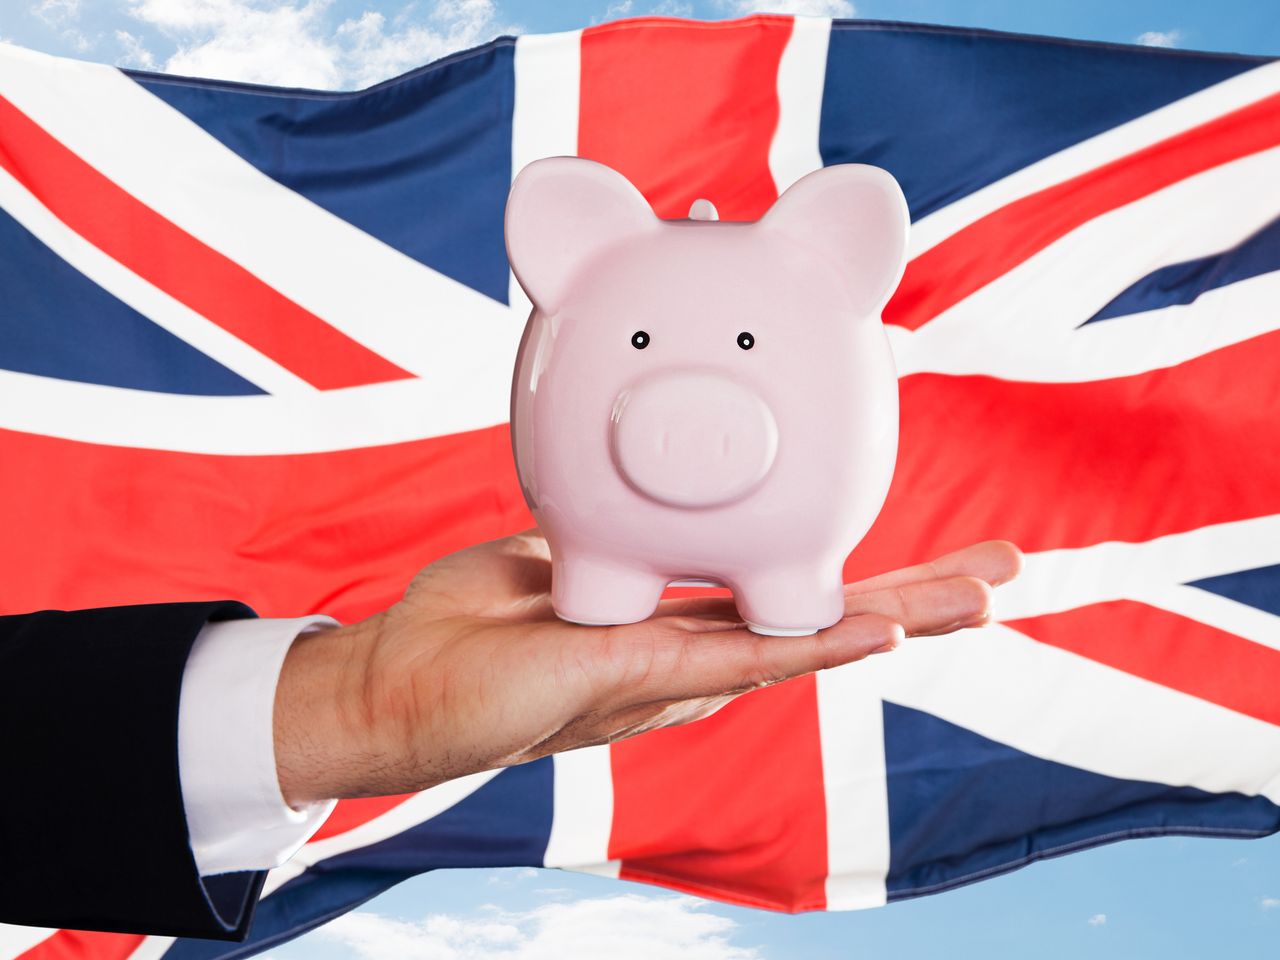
<box><xmin>737</xmin><ymin>331</ymin><xmax>755</xmax><ymax>350</ymax></box>
<box><xmin>631</xmin><ymin>331</ymin><xmax>650</xmax><ymax>350</ymax></box>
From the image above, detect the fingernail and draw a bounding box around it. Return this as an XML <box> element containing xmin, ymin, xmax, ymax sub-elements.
<box><xmin>870</xmin><ymin>639</ymin><xmax>898</xmax><ymax>655</ymax></box>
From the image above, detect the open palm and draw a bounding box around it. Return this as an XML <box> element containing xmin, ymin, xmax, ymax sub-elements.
<box><xmin>275</xmin><ymin>530</ymin><xmax>1021</xmax><ymax>804</ymax></box>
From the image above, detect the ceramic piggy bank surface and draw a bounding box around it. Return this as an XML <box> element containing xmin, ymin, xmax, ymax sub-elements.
<box><xmin>507</xmin><ymin>158</ymin><xmax>909</xmax><ymax>636</ymax></box>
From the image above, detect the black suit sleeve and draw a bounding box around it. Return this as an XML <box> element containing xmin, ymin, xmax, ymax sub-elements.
<box><xmin>0</xmin><ymin>601</ymin><xmax>266</xmax><ymax>940</ymax></box>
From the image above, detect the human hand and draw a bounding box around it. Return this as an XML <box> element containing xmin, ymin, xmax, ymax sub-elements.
<box><xmin>273</xmin><ymin>530</ymin><xmax>1021</xmax><ymax>805</ymax></box>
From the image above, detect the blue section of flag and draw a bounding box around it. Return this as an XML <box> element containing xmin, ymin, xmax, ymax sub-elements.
<box><xmin>883</xmin><ymin>702</ymin><xmax>1280</xmax><ymax>899</ymax></box>
<box><xmin>1084</xmin><ymin>217</ymin><xmax>1280</xmax><ymax>324</ymax></box>
<box><xmin>819</xmin><ymin>22</ymin><xmax>1267</xmax><ymax>222</ymax></box>
<box><xmin>161</xmin><ymin>759</ymin><xmax>554</xmax><ymax>960</ymax></box>
<box><xmin>1188</xmin><ymin>563</ymin><xmax>1280</xmax><ymax>617</ymax></box>
<box><xmin>129</xmin><ymin>39</ymin><xmax>516</xmax><ymax>305</ymax></box>
<box><xmin>0</xmin><ymin>206</ymin><xmax>262</xmax><ymax>396</ymax></box>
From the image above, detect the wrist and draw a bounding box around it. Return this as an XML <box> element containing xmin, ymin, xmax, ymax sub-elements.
<box><xmin>272</xmin><ymin>613</ymin><xmax>384</xmax><ymax>807</ymax></box>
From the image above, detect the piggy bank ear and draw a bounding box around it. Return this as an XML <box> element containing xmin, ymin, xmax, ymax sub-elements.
<box><xmin>506</xmin><ymin>157</ymin><xmax>658</xmax><ymax>313</ymax></box>
<box><xmin>761</xmin><ymin>164</ymin><xmax>910</xmax><ymax>316</ymax></box>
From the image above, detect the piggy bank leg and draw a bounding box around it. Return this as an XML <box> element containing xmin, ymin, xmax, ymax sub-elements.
<box><xmin>733</xmin><ymin>567</ymin><xmax>846</xmax><ymax>637</ymax></box>
<box><xmin>552</xmin><ymin>553</ymin><xmax>667</xmax><ymax>627</ymax></box>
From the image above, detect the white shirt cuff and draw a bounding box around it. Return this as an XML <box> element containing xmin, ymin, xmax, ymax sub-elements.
<box><xmin>178</xmin><ymin>615</ymin><xmax>340</xmax><ymax>876</ymax></box>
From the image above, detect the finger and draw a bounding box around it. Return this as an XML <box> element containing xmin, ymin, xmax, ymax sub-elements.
<box><xmin>845</xmin><ymin>540</ymin><xmax>1022</xmax><ymax>595</ymax></box>
<box><xmin>845</xmin><ymin>575</ymin><xmax>993</xmax><ymax>636</ymax></box>
<box><xmin>654</xmin><ymin>575</ymin><xmax>993</xmax><ymax>636</ymax></box>
<box><xmin>651</xmin><ymin>541</ymin><xmax>1022</xmax><ymax>621</ymax></box>
<box><xmin>625</xmin><ymin>613</ymin><xmax>904</xmax><ymax>702</ymax></box>
<box><xmin>659</xmin><ymin>577</ymin><xmax>995</xmax><ymax>630</ymax></box>
<box><xmin>659</xmin><ymin>582</ymin><xmax>993</xmax><ymax>635</ymax></box>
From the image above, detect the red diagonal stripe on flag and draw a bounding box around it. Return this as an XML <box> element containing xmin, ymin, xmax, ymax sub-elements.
<box><xmin>885</xmin><ymin>91</ymin><xmax>1280</xmax><ymax>331</ymax></box>
<box><xmin>15</xmin><ymin>931</ymin><xmax>142</xmax><ymax>960</ymax></box>
<box><xmin>1007</xmin><ymin>600</ymin><xmax>1280</xmax><ymax>726</ymax></box>
<box><xmin>0</xmin><ymin>94</ymin><xmax>412</xmax><ymax>390</ymax></box>
<box><xmin>310</xmin><ymin>793</ymin><xmax>417</xmax><ymax>842</ymax></box>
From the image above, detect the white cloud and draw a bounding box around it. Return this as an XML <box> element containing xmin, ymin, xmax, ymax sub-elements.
<box><xmin>154</xmin><ymin>0</ymin><xmax>344</xmax><ymax>88</ymax></box>
<box><xmin>115</xmin><ymin>28</ymin><xmax>157</xmax><ymax>68</ymax></box>
<box><xmin>486</xmin><ymin>866</ymin><xmax>541</xmax><ymax>885</ymax></box>
<box><xmin>1087</xmin><ymin>913</ymin><xmax>1107</xmax><ymax>926</ymax></box>
<box><xmin>117</xmin><ymin>0</ymin><xmax>517</xmax><ymax>90</ymax></box>
<box><xmin>31</xmin><ymin>0</ymin><xmax>80</xmax><ymax>27</ymax></box>
<box><xmin>719</xmin><ymin>0</ymin><xmax>855</xmax><ymax>17</ymax></box>
<box><xmin>31</xmin><ymin>0</ymin><xmax>93</xmax><ymax>50</ymax></box>
<box><xmin>1262</xmin><ymin>897</ymin><xmax>1280</xmax><ymax>910</ymax></box>
<box><xmin>1135</xmin><ymin>30</ymin><xmax>1181</xmax><ymax>48</ymax></box>
<box><xmin>596</xmin><ymin>1</ymin><xmax>693</xmax><ymax>25</ymax></box>
<box><xmin>317</xmin><ymin>894</ymin><xmax>763</xmax><ymax>960</ymax></box>
<box><xmin>338</xmin><ymin>0</ymin><xmax>519</xmax><ymax>89</ymax></box>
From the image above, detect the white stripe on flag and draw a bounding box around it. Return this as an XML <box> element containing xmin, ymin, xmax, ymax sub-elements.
<box><xmin>544</xmin><ymin>746</ymin><xmax>619</xmax><ymax>876</ymax></box>
<box><xmin>817</xmin><ymin>665</ymin><xmax>891</xmax><ymax>910</ymax></box>
<box><xmin>907</xmin><ymin>60</ymin><xmax>1280</xmax><ymax>259</ymax></box>
<box><xmin>993</xmin><ymin>513</ymin><xmax>1280</xmax><ymax>633</ymax></box>
<box><xmin>890</xmin><ymin>144</ymin><xmax>1280</xmax><ymax>381</ymax></box>
<box><xmin>0</xmin><ymin>42</ymin><xmax>518</xmax><ymax>383</ymax></box>
<box><xmin>0</xmin><ymin>924</ymin><xmax>56</xmax><ymax>960</ymax></box>
<box><xmin>124</xmin><ymin>937</ymin><xmax>176</xmax><ymax>960</ymax></box>
<box><xmin>510</xmin><ymin>29</ymin><xmax>583</xmax><ymax>337</ymax></box>
<box><xmin>0</xmin><ymin>165</ymin><xmax>315</xmax><ymax>397</ymax></box>
<box><xmin>769</xmin><ymin>15</ymin><xmax>831</xmax><ymax>196</ymax></box>
<box><xmin>0</xmin><ymin>368</ymin><xmax>505</xmax><ymax>454</ymax></box>
<box><xmin>511</xmin><ymin>30</ymin><xmax>582</xmax><ymax>180</ymax></box>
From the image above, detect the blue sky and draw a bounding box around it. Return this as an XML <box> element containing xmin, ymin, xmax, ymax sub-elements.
<box><xmin>4</xmin><ymin>0</ymin><xmax>1279</xmax><ymax>88</ymax></box>
<box><xmin>3</xmin><ymin>0</ymin><xmax>1279</xmax><ymax>957</ymax></box>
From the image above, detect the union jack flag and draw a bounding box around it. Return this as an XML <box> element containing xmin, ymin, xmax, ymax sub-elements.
<box><xmin>2</xmin><ymin>14</ymin><xmax>1278</xmax><ymax>960</ymax></box>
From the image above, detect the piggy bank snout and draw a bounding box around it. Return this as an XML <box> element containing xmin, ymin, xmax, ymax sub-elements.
<box><xmin>610</xmin><ymin>372</ymin><xmax>778</xmax><ymax>508</ymax></box>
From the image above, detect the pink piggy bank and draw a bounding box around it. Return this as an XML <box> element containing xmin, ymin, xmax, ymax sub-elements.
<box><xmin>506</xmin><ymin>157</ymin><xmax>909</xmax><ymax>636</ymax></box>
